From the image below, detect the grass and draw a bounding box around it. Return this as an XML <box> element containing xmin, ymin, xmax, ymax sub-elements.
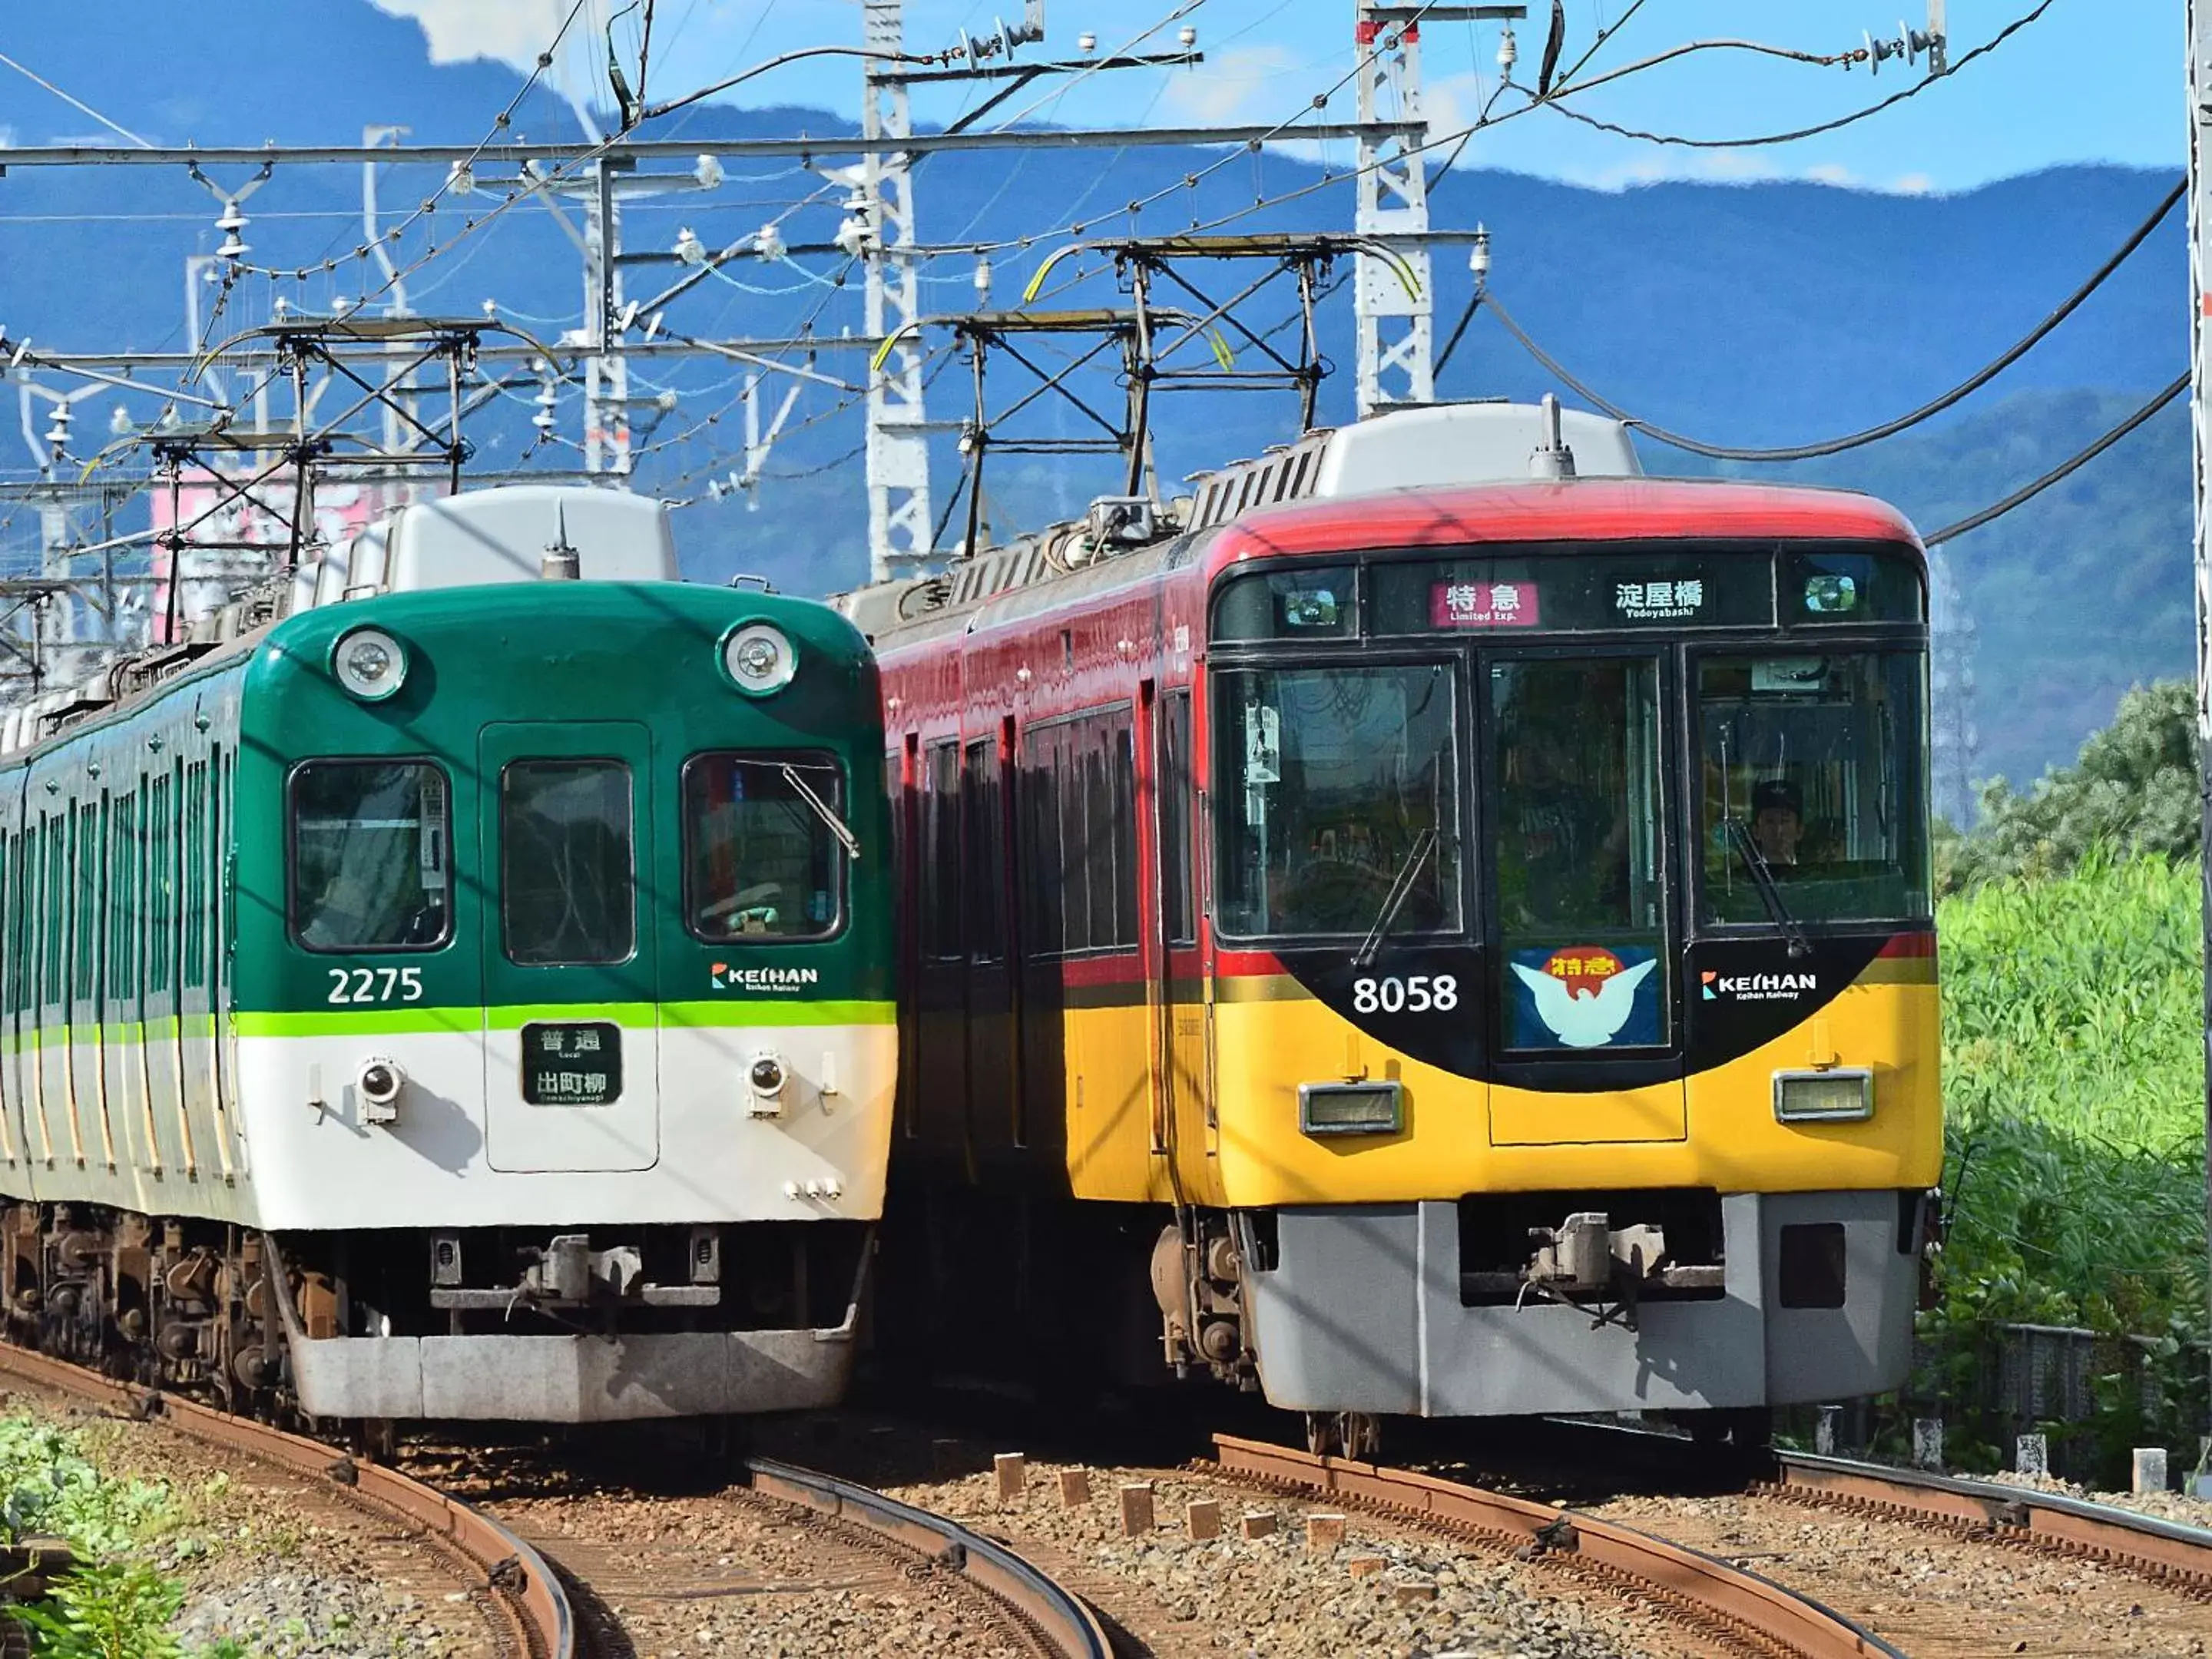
<box><xmin>0</xmin><ymin>1414</ymin><xmax>243</xmax><ymax>1659</ymax></box>
<box><xmin>1924</xmin><ymin>852</ymin><xmax>2208</xmax><ymax>1474</ymax></box>
<box><xmin>1936</xmin><ymin>852</ymin><xmax>2206</xmax><ymax>1333</ymax></box>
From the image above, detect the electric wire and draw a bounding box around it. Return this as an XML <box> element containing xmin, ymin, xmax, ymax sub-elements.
<box><xmin>1541</xmin><ymin>0</ymin><xmax>2058</xmax><ymax>151</ymax></box>
<box><xmin>0</xmin><ymin>49</ymin><xmax>151</xmax><ymax>147</ymax></box>
<box><xmin>1922</xmin><ymin>373</ymin><xmax>2187</xmax><ymax>548</ymax></box>
<box><xmin>1462</xmin><ymin>174</ymin><xmax>2181</xmax><ymax>462</ymax></box>
<box><xmin>222</xmin><ymin>0</ymin><xmax>594</xmax><ymax>290</ymax></box>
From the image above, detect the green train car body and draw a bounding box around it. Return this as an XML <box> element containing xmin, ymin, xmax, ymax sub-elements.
<box><xmin>0</xmin><ymin>490</ymin><xmax>892</xmax><ymax>1422</ymax></box>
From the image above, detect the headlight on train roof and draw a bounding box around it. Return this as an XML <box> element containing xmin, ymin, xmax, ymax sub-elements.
<box><xmin>1773</xmin><ymin>1068</ymin><xmax>1873</xmax><ymax>1124</ymax></box>
<box><xmin>331</xmin><ymin>627</ymin><xmax>409</xmax><ymax>702</ymax></box>
<box><xmin>720</xmin><ymin>621</ymin><xmax>796</xmax><ymax>696</ymax></box>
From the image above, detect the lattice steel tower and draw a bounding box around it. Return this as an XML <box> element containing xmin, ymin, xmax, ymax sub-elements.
<box><xmin>860</xmin><ymin>0</ymin><xmax>936</xmax><ymax>578</ymax></box>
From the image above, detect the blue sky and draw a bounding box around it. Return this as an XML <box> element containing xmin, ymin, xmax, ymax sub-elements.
<box><xmin>359</xmin><ymin>0</ymin><xmax>2185</xmax><ymax>193</ymax></box>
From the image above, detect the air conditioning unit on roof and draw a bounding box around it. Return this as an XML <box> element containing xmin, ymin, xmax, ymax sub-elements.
<box><xmin>1087</xmin><ymin>495</ymin><xmax>1155</xmax><ymax>548</ymax></box>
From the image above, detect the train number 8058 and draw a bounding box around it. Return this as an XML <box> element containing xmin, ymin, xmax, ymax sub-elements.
<box><xmin>1349</xmin><ymin>974</ymin><xmax>1459</xmax><ymax>1015</ymax></box>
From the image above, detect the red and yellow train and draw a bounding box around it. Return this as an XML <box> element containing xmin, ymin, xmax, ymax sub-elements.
<box><xmin>845</xmin><ymin>400</ymin><xmax>1938</xmax><ymax>1449</ymax></box>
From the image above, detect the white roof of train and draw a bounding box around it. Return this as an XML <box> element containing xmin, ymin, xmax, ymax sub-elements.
<box><xmin>5</xmin><ymin>485</ymin><xmax>679</xmax><ymax>757</ymax></box>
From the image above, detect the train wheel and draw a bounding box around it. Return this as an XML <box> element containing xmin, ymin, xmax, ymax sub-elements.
<box><xmin>1304</xmin><ymin>1411</ymin><xmax>1381</xmax><ymax>1462</ymax></box>
<box><xmin>1687</xmin><ymin>1406</ymin><xmax>1772</xmax><ymax>1454</ymax></box>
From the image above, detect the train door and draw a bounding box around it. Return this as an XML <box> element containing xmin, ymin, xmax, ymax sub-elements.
<box><xmin>1152</xmin><ymin>689</ymin><xmax>1207</xmax><ymax>1172</ymax></box>
<box><xmin>0</xmin><ymin>825</ymin><xmax>20</xmax><ymax>1173</ymax></box>
<box><xmin>890</xmin><ymin>738</ymin><xmax>919</xmax><ymax>1141</ymax></box>
<box><xmin>912</xmin><ymin>740</ymin><xmax>969</xmax><ymax>1156</ymax></box>
<box><xmin>1135</xmin><ymin>684</ymin><xmax>1173</xmax><ymax>1165</ymax></box>
<box><xmin>962</xmin><ymin>727</ymin><xmax>1018</xmax><ymax>1153</ymax></box>
<box><xmin>68</xmin><ymin>797</ymin><xmax>105</xmax><ymax>1169</ymax></box>
<box><xmin>178</xmin><ymin>757</ymin><xmax>225</xmax><ymax>1178</ymax></box>
<box><xmin>1482</xmin><ymin>650</ymin><xmax>1685</xmax><ymax>1143</ymax></box>
<box><xmin>478</xmin><ymin>722</ymin><xmax>661</xmax><ymax>1173</ymax></box>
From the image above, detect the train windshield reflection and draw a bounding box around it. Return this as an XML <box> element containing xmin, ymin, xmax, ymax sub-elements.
<box><xmin>1214</xmin><ymin>663</ymin><xmax>1461</xmax><ymax>939</ymax></box>
<box><xmin>1699</xmin><ymin>652</ymin><xmax>1931</xmax><ymax>923</ymax></box>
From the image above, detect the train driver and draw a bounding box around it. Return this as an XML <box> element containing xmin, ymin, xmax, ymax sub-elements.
<box><xmin>1750</xmin><ymin>778</ymin><xmax>1805</xmax><ymax>868</ymax></box>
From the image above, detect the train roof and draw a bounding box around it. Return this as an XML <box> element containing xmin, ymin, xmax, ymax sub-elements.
<box><xmin>1217</xmin><ymin>475</ymin><xmax>1925</xmax><ymax>560</ymax></box>
<box><xmin>846</xmin><ymin>401</ymin><xmax>1924</xmax><ymax>654</ymax></box>
<box><xmin>0</xmin><ymin>484</ymin><xmax>683</xmax><ymax>758</ymax></box>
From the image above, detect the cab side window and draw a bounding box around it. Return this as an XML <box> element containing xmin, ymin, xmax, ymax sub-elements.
<box><xmin>290</xmin><ymin>761</ymin><xmax>452</xmax><ymax>952</ymax></box>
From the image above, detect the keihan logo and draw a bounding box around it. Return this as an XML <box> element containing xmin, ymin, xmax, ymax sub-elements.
<box><xmin>709</xmin><ymin>963</ymin><xmax>820</xmax><ymax>992</ymax></box>
<box><xmin>1704</xmin><ymin>969</ymin><xmax>1816</xmax><ymax>1003</ymax></box>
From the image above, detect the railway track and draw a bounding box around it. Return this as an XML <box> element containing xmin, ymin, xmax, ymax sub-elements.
<box><xmin>0</xmin><ymin>1343</ymin><xmax>1116</xmax><ymax>1659</ymax></box>
<box><xmin>0</xmin><ymin>1340</ymin><xmax>571</xmax><ymax>1658</ymax></box>
<box><xmin>739</xmin><ymin>1455</ymin><xmax>1114</xmax><ymax>1657</ymax></box>
<box><xmin>1207</xmin><ymin>1433</ymin><xmax>1902</xmax><ymax>1659</ymax></box>
<box><xmin>1769</xmin><ymin>1449</ymin><xmax>2212</xmax><ymax>1595</ymax></box>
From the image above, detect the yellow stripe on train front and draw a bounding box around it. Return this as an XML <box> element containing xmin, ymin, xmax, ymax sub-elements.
<box><xmin>1042</xmin><ymin>968</ymin><xmax>1939</xmax><ymax>1209</ymax></box>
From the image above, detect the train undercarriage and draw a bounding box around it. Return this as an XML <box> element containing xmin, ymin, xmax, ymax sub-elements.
<box><xmin>889</xmin><ymin>1184</ymin><xmax>1926</xmax><ymax>1457</ymax></box>
<box><xmin>0</xmin><ymin>1201</ymin><xmax>873</xmax><ymax>1432</ymax></box>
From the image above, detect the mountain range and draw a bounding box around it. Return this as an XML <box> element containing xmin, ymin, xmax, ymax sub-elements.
<box><xmin>0</xmin><ymin>1</ymin><xmax>2193</xmax><ymax>800</ymax></box>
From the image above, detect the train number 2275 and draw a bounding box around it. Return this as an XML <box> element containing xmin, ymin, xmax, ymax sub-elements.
<box><xmin>1349</xmin><ymin>974</ymin><xmax>1459</xmax><ymax>1014</ymax></box>
<box><xmin>326</xmin><ymin>968</ymin><xmax>426</xmax><ymax>1005</ymax></box>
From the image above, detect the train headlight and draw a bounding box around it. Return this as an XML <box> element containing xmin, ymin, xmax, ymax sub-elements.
<box><xmin>720</xmin><ymin>621</ymin><xmax>796</xmax><ymax>696</ymax></box>
<box><xmin>1298</xmin><ymin>1080</ymin><xmax>1402</xmax><ymax>1137</ymax></box>
<box><xmin>748</xmin><ymin>1052</ymin><xmax>787</xmax><ymax>1118</ymax></box>
<box><xmin>332</xmin><ymin>627</ymin><xmax>408</xmax><ymax>701</ymax></box>
<box><xmin>1773</xmin><ymin>1068</ymin><xmax>1873</xmax><ymax>1124</ymax></box>
<box><xmin>356</xmin><ymin>1055</ymin><xmax>407</xmax><ymax>1125</ymax></box>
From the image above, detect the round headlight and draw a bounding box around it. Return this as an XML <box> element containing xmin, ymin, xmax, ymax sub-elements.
<box><xmin>332</xmin><ymin>627</ymin><xmax>407</xmax><ymax>701</ymax></box>
<box><xmin>721</xmin><ymin>621</ymin><xmax>796</xmax><ymax>696</ymax></box>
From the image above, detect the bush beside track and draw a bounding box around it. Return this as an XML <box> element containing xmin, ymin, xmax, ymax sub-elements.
<box><xmin>1873</xmin><ymin>682</ymin><xmax>2211</xmax><ymax>1483</ymax></box>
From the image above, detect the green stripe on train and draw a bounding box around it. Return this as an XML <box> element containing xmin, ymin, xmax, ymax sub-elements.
<box><xmin>231</xmin><ymin>1000</ymin><xmax>895</xmax><ymax>1038</ymax></box>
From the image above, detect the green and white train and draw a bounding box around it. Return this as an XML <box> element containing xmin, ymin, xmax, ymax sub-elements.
<box><xmin>0</xmin><ymin>487</ymin><xmax>893</xmax><ymax>1424</ymax></box>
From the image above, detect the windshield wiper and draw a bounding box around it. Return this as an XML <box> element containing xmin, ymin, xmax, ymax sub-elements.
<box><xmin>781</xmin><ymin>763</ymin><xmax>861</xmax><ymax>862</ymax></box>
<box><xmin>1355</xmin><ymin>827</ymin><xmax>1439</xmax><ymax>969</ymax></box>
<box><xmin>1722</xmin><ymin>817</ymin><xmax>1810</xmax><ymax>959</ymax></box>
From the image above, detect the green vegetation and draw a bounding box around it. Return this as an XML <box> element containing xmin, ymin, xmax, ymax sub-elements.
<box><xmin>1940</xmin><ymin>680</ymin><xmax>2197</xmax><ymax>892</ymax></box>
<box><xmin>1915</xmin><ymin>680</ymin><xmax>2210</xmax><ymax>1479</ymax></box>
<box><xmin>0</xmin><ymin>1417</ymin><xmax>236</xmax><ymax>1659</ymax></box>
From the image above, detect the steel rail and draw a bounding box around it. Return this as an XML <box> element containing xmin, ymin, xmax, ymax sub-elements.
<box><xmin>1210</xmin><ymin>1434</ymin><xmax>1900</xmax><ymax>1659</ymax></box>
<box><xmin>0</xmin><ymin>1341</ymin><xmax>573</xmax><ymax>1659</ymax></box>
<box><xmin>745</xmin><ymin>1455</ymin><xmax>1112</xmax><ymax>1658</ymax></box>
<box><xmin>1773</xmin><ymin>1450</ymin><xmax>2212</xmax><ymax>1594</ymax></box>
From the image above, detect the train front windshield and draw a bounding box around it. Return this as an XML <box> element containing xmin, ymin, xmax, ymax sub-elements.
<box><xmin>1210</xmin><ymin>542</ymin><xmax>1932</xmax><ymax>954</ymax></box>
<box><xmin>1698</xmin><ymin>653</ymin><xmax>1930</xmax><ymax>926</ymax></box>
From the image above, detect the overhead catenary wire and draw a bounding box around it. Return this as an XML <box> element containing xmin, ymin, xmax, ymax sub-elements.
<box><xmin>1541</xmin><ymin>0</ymin><xmax>2058</xmax><ymax>151</ymax></box>
<box><xmin>14</xmin><ymin>0</ymin><xmax>2065</xmax><ymax>512</ymax></box>
<box><xmin>1921</xmin><ymin>373</ymin><xmax>2187</xmax><ymax>547</ymax></box>
<box><xmin>0</xmin><ymin>49</ymin><xmax>151</xmax><ymax>147</ymax></box>
<box><xmin>1459</xmin><ymin>174</ymin><xmax>2182</xmax><ymax>462</ymax></box>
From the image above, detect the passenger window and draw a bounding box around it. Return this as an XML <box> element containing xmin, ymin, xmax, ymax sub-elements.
<box><xmin>502</xmin><ymin>760</ymin><xmax>633</xmax><ymax>965</ymax></box>
<box><xmin>962</xmin><ymin>739</ymin><xmax>1005</xmax><ymax>963</ymax></box>
<box><xmin>291</xmin><ymin>761</ymin><xmax>452</xmax><ymax>952</ymax></box>
<box><xmin>682</xmin><ymin>753</ymin><xmax>845</xmax><ymax>941</ymax></box>
<box><xmin>922</xmin><ymin>742</ymin><xmax>962</xmax><ymax>961</ymax></box>
<box><xmin>1159</xmin><ymin>691</ymin><xmax>1196</xmax><ymax>945</ymax></box>
<box><xmin>1492</xmin><ymin>657</ymin><xmax>1667</xmax><ymax>1051</ymax></box>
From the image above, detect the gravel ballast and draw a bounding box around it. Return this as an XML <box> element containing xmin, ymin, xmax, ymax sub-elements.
<box><xmin>0</xmin><ymin>1389</ymin><xmax>488</xmax><ymax>1657</ymax></box>
<box><xmin>869</xmin><ymin>1449</ymin><xmax>1704</xmax><ymax>1659</ymax></box>
<box><xmin>1593</xmin><ymin>1488</ymin><xmax>2212</xmax><ymax>1657</ymax></box>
